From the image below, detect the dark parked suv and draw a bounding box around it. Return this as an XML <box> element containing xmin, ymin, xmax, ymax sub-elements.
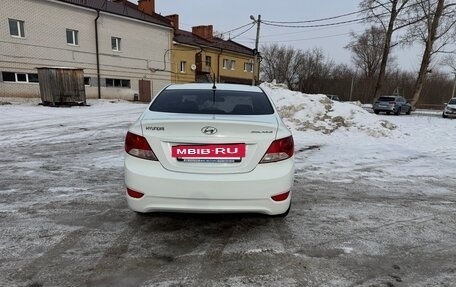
<box><xmin>373</xmin><ymin>96</ymin><xmax>412</xmax><ymax>115</ymax></box>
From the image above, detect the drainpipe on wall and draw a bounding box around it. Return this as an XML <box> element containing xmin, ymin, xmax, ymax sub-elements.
<box><xmin>95</xmin><ymin>10</ymin><xmax>101</xmax><ymax>99</ymax></box>
<box><xmin>217</xmin><ymin>48</ymin><xmax>223</xmax><ymax>83</ymax></box>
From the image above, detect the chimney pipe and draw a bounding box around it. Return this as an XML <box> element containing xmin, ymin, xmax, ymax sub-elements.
<box><xmin>165</xmin><ymin>14</ymin><xmax>179</xmax><ymax>32</ymax></box>
<box><xmin>138</xmin><ymin>0</ymin><xmax>155</xmax><ymax>15</ymax></box>
<box><xmin>192</xmin><ymin>25</ymin><xmax>213</xmax><ymax>42</ymax></box>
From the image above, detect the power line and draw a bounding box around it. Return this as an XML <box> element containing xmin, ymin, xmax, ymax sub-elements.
<box><xmin>235</xmin><ymin>30</ymin><xmax>361</xmax><ymax>45</ymax></box>
<box><xmin>218</xmin><ymin>2</ymin><xmax>377</xmax><ymax>40</ymax></box>
<box><xmin>229</xmin><ymin>23</ymin><xmax>256</xmax><ymax>40</ymax></box>
<box><xmin>261</xmin><ymin>10</ymin><xmax>394</xmax><ymax>29</ymax></box>
<box><xmin>260</xmin><ymin>1</ymin><xmax>422</xmax><ymax>29</ymax></box>
<box><xmin>261</xmin><ymin>17</ymin><xmax>368</xmax><ymax>29</ymax></box>
<box><xmin>260</xmin><ymin>31</ymin><xmax>358</xmax><ymax>43</ymax></box>
<box><xmin>261</xmin><ymin>3</ymin><xmax>384</xmax><ymax>24</ymax></box>
<box><xmin>219</xmin><ymin>22</ymin><xmax>255</xmax><ymax>37</ymax></box>
<box><xmin>256</xmin><ymin>2</ymin><xmax>419</xmax><ymax>27</ymax></box>
<box><xmin>252</xmin><ymin>23</ymin><xmax>361</xmax><ymax>39</ymax></box>
<box><xmin>220</xmin><ymin>1</ymin><xmax>429</xmax><ymax>53</ymax></box>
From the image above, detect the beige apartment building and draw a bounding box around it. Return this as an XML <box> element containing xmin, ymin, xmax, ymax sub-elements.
<box><xmin>165</xmin><ymin>15</ymin><xmax>258</xmax><ymax>85</ymax></box>
<box><xmin>0</xmin><ymin>0</ymin><xmax>173</xmax><ymax>100</ymax></box>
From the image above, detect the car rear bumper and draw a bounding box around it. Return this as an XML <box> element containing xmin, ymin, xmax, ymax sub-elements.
<box><xmin>373</xmin><ymin>105</ymin><xmax>395</xmax><ymax>112</ymax></box>
<box><xmin>124</xmin><ymin>154</ymin><xmax>294</xmax><ymax>215</ymax></box>
<box><xmin>443</xmin><ymin>110</ymin><xmax>456</xmax><ymax>117</ymax></box>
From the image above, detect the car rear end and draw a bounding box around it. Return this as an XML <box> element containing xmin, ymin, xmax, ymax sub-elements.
<box><xmin>124</xmin><ymin>84</ymin><xmax>294</xmax><ymax>216</ymax></box>
<box><xmin>373</xmin><ymin>96</ymin><xmax>398</xmax><ymax>113</ymax></box>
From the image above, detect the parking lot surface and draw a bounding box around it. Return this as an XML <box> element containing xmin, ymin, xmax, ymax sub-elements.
<box><xmin>1</xmin><ymin>100</ymin><xmax>455</xmax><ymax>287</ymax></box>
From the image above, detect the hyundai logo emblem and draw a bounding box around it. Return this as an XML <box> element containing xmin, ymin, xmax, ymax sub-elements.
<box><xmin>201</xmin><ymin>126</ymin><xmax>217</xmax><ymax>135</ymax></box>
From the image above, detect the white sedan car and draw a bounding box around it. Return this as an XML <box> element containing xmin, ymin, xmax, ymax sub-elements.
<box><xmin>124</xmin><ymin>83</ymin><xmax>294</xmax><ymax>216</ymax></box>
<box><xmin>443</xmin><ymin>97</ymin><xmax>456</xmax><ymax>118</ymax></box>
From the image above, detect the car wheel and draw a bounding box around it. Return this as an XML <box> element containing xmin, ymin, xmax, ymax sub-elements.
<box><xmin>443</xmin><ymin>113</ymin><xmax>448</xmax><ymax>118</ymax></box>
<box><xmin>395</xmin><ymin>107</ymin><xmax>401</xmax><ymax>115</ymax></box>
<box><xmin>406</xmin><ymin>107</ymin><xmax>411</xmax><ymax>115</ymax></box>
<box><xmin>374</xmin><ymin>110</ymin><xmax>380</xmax><ymax>114</ymax></box>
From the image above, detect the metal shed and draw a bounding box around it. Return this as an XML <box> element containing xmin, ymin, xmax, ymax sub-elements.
<box><xmin>37</xmin><ymin>67</ymin><xmax>86</xmax><ymax>106</ymax></box>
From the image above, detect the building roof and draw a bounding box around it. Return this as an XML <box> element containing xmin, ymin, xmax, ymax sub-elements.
<box><xmin>174</xmin><ymin>30</ymin><xmax>254</xmax><ymax>56</ymax></box>
<box><xmin>56</xmin><ymin>0</ymin><xmax>172</xmax><ymax>28</ymax></box>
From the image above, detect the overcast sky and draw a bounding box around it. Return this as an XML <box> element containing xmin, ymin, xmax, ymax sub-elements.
<box><xmin>135</xmin><ymin>0</ymin><xmax>436</xmax><ymax>72</ymax></box>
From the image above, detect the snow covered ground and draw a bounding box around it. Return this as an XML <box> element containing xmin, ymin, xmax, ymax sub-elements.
<box><xmin>261</xmin><ymin>82</ymin><xmax>456</xmax><ymax>189</ymax></box>
<box><xmin>2</xmin><ymin>84</ymin><xmax>454</xmax><ymax>187</ymax></box>
<box><xmin>1</xmin><ymin>84</ymin><xmax>456</xmax><ymax>286</ymax></box>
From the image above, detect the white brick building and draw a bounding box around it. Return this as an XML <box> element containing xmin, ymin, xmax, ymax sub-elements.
<box><xmin>0</xmin><ymin>0</ymin><xmax>173</xmax><ymax>100</ymax></box>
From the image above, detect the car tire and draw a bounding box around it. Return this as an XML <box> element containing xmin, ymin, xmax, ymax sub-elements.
<box><xmin>443</xmin><ymin>113</ymin><xmax>448</xmax><ymax>118</ymax></box>
<box><xmin>395</xmin><ymin>107</ymin><xmax>401</xmax><ymax>116</ymax></box>
<box><xmin>406</xmin><ymin>107</ymin><xmax>411</xmax><ymax>115</ymax></box>
<box><xmin>374</xmin><ymin>110</ymin><xmax>380</xmax><ymax>114</ymax></box>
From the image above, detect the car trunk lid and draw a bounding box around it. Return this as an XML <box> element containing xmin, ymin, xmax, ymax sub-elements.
<box><xmin>140</xmin><ymin>112</ymin><xmax>278</xmax><ymax>174</ymax></box>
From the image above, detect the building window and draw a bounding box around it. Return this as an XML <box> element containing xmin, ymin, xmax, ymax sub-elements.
<box><xmin>223</xmin><ymin>59</ymin><xmax>235</xmax><ymax>70</ymax></box>
<box><xmin>9</xmin><ymin>19</ymin><xmax>25</xmax><ymax>38</ymax></box>
<box><xmin>205</xmin><ymin>56</ymin><xmax>212</xmax><ymax>67</ymax></box>
<box><xmin>28</xmin><ymin>73</ymin><xmax>39</xmax><ymax>83</ymax></box>
<box><xmin>2</xmin><ymin>72</ymin><xmax>16</xmax><ymax>82</ymax></box>
<box><xmin>106</xmin><ymin>78</ymin><xmax>130</xmax><ymax>88</ymax></box>
<box><xmin>84</xmin><ymin>77</ymin><xmax>90</xmax><ymax>86</ymax></box>
<box><xmin>111</xmin><ymin>37</ymin><xmax>121</xmax><ymax>51</ymax></box>
<box><xmin>180</xmin><ymin>61</ymin><xmax>187</xmax><ymax>73</ymax></box>
<box><xmin>16</xmin><ymin>73</ymin><xmax>27</xmax><ymax>82</ymax></box>
<box><xmin>244</xmin><ymin>62</ymin><xmax>254</xmax><ymax>72</ymax></box>
<box><xmin>2</xmin><ymin>72</ymin><xmax>38</xmax><ymax>83</ymax></box>
<box><xmin>66</xmin><ymin>29</ymin><xmax>79</xmax><ymax>45</ymax></box>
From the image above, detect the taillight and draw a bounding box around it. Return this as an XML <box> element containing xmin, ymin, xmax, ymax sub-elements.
<box><xmin>271</xmin><ymin>191</ymin><xmax>290</xmax><ymax>202</ymax></box>
<box><xmin>127</xmin><ymin>188</ymin><xmax>144</xmax><ymax>198</ymax></box>
<box><xmin>260</xmin><ymin>136</ymin><xmax>294</xmax><ymax>164</ymax></box>
<box><xmin>125</xmin><ymin>131</ymin><xmax>158</xmax><ymax>161</ymax></box>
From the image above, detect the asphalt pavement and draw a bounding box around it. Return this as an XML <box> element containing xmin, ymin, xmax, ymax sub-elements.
<box><xmin>1</xmin><ymin>103</ymin><xmax>455</xmax><ymax>287</ymax></box>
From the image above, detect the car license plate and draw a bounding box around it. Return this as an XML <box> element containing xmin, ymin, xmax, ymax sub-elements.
<box><xmin>172</xmin><ymin>144</ymin><xmax>246</xmax><ymax>160</ymax></box>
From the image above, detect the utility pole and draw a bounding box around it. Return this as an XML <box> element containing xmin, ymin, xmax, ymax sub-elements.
<box><xmin>452</xmin><ymin>73</ymin><xmax>456</xmax><ymax>99</ymax></box>
<box><xmin>349</xmin><ymin>75</ymin><xmax>355</xmax><ymax>101</ymax></box>
<box><xmin>250</xmin><ymin>14</ymin><xmax>261</xmax><ymax>86</ymax></box>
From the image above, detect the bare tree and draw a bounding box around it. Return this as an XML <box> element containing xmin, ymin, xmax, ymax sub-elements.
<box><xmin>361</xmin><ymin>0</ymin><xmax>416</xmax><ymax>99</ymax></box>
<box><xmin>260</xmin><ymin>43</ymin><xmax>454</xmax><ymax>107</ymax></box>
<box><xmin>442</xmin><ymin>55</ymin><xmax>456</xmax><ymax>99</ymax></box>
<box><xmin>324</xmin><ymin>64</ymin><xmax>357</xmax><ymax>101</ymax></box>
<box><xmin>260</xmin><ymin>44</ymin><xmax>303</xmax><ymax>89</ymax></box>
<box><xmin>346</xmin><ymin>26</ymin><xmax>386</xmax><ymax>79</ymax></box>
<box><xmin>296</xmin><ymin>48</ymin><xmax>333</xmax><ymax>93</ymax></box>
<box><xmin>261</xmin><ymin>45</ymin><xmax>334</xmax><ymax>93</ymax></box>
<box><xmin>407</xmin><ymin>0</ymin><xmax>456</xmax><ymax>108</ymax></box>
<box><xmin>443</xmin><ymin>55</ymin><xmax>456</xmax><ymax>72</ymax></box>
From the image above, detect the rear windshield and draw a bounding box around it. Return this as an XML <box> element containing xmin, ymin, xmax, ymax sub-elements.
<box><xmin>378</xmin><ymin>96</ymin><xmax>396</xmax><ymax>102</ymax></box>
<box><xmin>149</xmin><ymin>89</ymin><xmax>275</xmax><ymax>115</ymax></box>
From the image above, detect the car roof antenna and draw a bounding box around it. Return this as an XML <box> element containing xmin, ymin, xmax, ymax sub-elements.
<box><xmin>212</xmin><ymin>73</ymin><xmax>217</xmax><ymax>104</ymax></box>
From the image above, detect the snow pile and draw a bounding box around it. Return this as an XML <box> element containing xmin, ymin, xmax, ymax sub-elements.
<box><xmin>261</xmin><ymin>82</ymin><xmax>397</xmax><ymax>137</ymax></box>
